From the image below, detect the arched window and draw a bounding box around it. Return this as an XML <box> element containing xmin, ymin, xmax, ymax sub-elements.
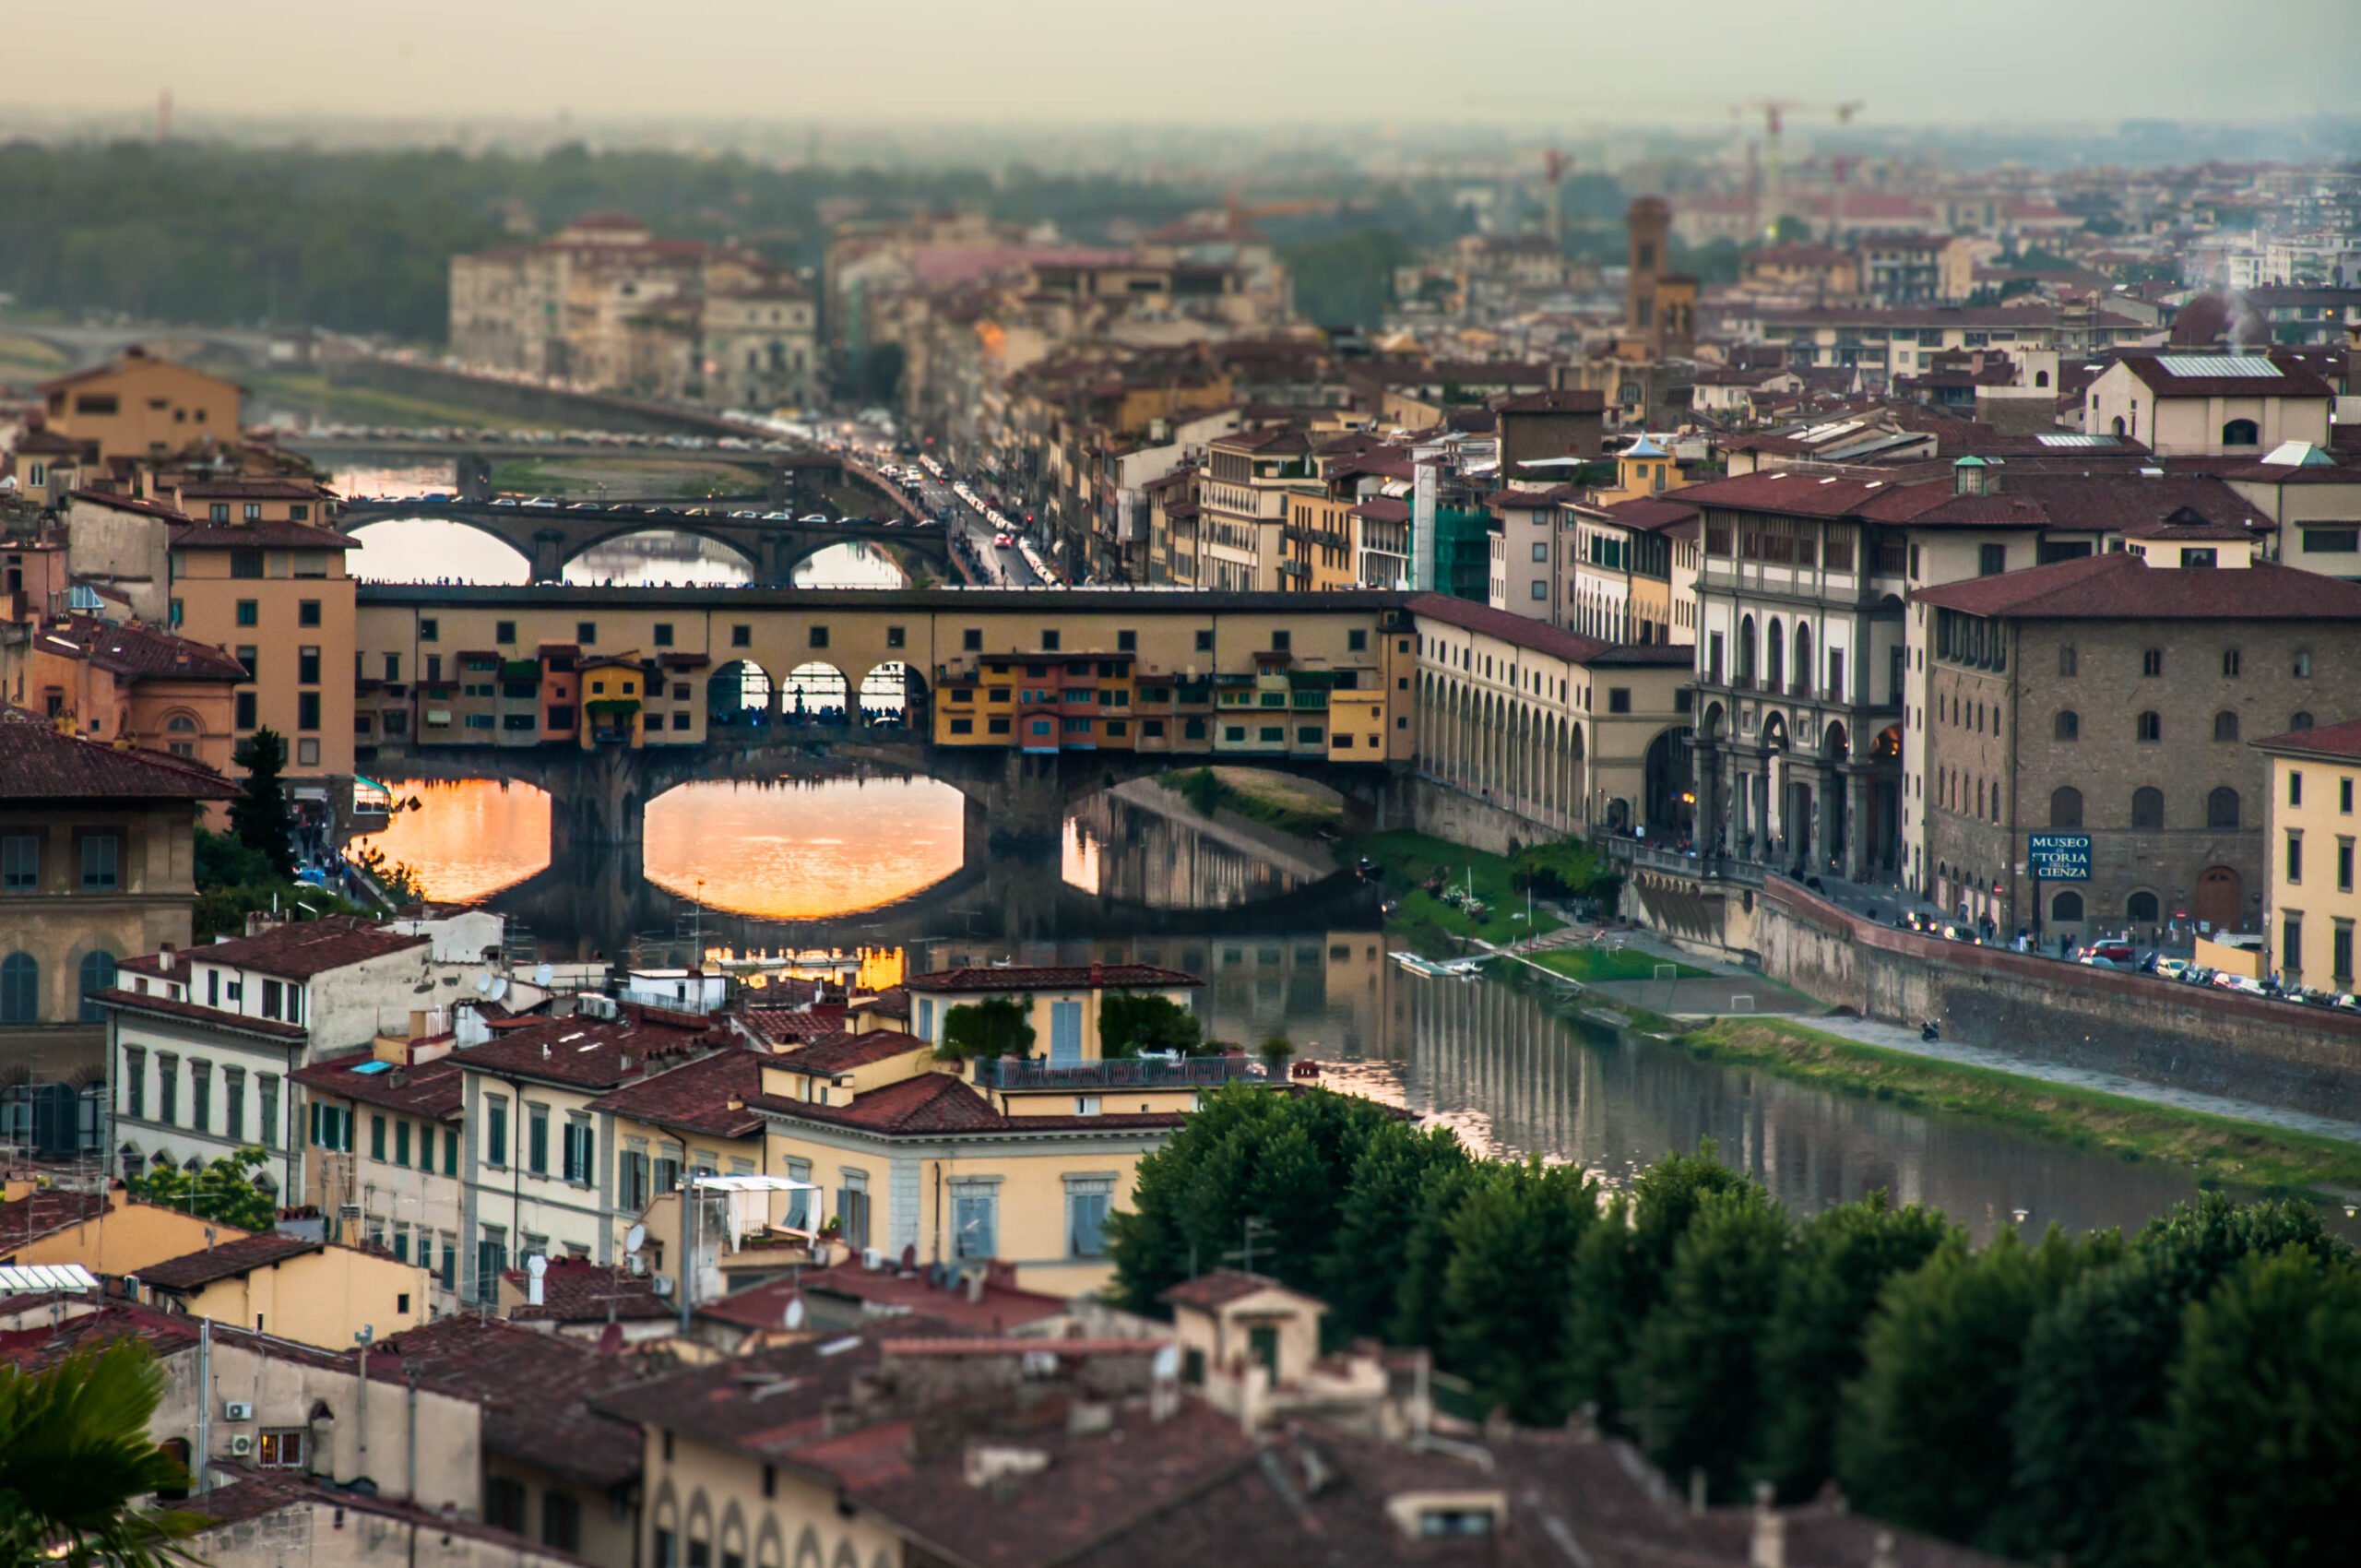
<box><xmin>2221</xmin><ymin>418</ymin><xmax>2260</xmax><ymax>446</ymax></box>
<box><xmin>1765</xmin><ymin>620</ymin><xmax>1786</xmax><ymax>694</ymax></box>
<box><xmin>2055</xmin><ymin>709</ymin><xmax>2080</xmax><ymax>742</ymax></box>
<box><xmin>1738</xmin><ymin>615</ymin><xmax>1758</xmax><ymax>683</ymax></box>
<box><xmin>1794</xmin><ymin>624</ymin><xmax>1813</xmax><ymax>695</ymax></box>
<box><xmin>2051</xmin><ymin>890</ymin><xmax>2083</xmax><ymax>922</ymax></box>
<box><xmin>2035</xmin><ymin>369</ymin><xmax>2051</xmax><ymax>388</ymax></box>
<box><xmin>77</xmin><ymin>950</ymin><xmax>117</xmax><ymax>1024</ymax></box>
<box><xmin>0</xmin><ymin>954</ymin><xmax>36</xmax><ymax>1024</ymax></box>
<box><xmin>2111</xmin><ymin>415</ymin><xmax>2128</xmax><ymax>437</ymax></box>
<box><xmin>2126</xmin><ymin>890</ymin><xmax>2161</xmax><ymax>923</ymax></box>
<box><xmin>2050</xmin><ymin>787</ymin><xmax>2082</xmax><ymax>828</ymax></box>
<box><xmin>2213</xmin><ymin>711</ymin><xmax>2240</xmax><ymax>742</ymax></box>
<box><xmin>2292</xmin><ymin>711</ymin><xmax>2316</xmax><ymax>731</ymax></box>
<box><xmin>2131</xmin><ymin>787</ymin><xmax>2165</xmax><ymax>829</ymax></box>
<box><xmin>2206</xmin><ymin>787</ymin><xmax>2240</xmax><ymax>829</ymax></box>
<box><xmin>2059</xmin><ymin>645</ymin><xmax>2077</xmax><ymax>677</ymax></box>
<box><xmin>2136</xmin><ymin>710</ymin><xmax>2162</xmax><ymax>742</ymax></box>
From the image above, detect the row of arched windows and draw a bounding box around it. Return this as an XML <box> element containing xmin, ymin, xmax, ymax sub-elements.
<box><xmin>2049</xmin><ymin>787</ymin><xmax>2240</xmax><ymax>831</ymax></box>
<box><xmin>0</xmin><ymin>950</ymin><xmax>117</xmax><ymax>1025</ymax></box>
<box><xmin>1735</xmin><ymin>612</ymin><xmax>1820</xmax><ymax>695</ymax></box>
<box><xmin>2051</xmin><ymin>889</ymin><xmax>2164</xmax><ymax>924</ymax></box>
<box><xmin>2057</xmin><ymin>710</ymin><xmax>2314</xmax><ymax>743</ymax></box>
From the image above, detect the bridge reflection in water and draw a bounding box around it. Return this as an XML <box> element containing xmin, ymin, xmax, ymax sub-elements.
<box><xmin>1062</xmin><ymin>779</ymin><xmax>1334</xmax><ymax>909</ymax></box>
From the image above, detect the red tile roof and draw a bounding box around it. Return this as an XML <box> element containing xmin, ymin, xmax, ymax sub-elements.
<box><xmin>702</xmin><ymin>1261</ymin><xmax>1067</xmax><ymax>1336</ymax></box>
<box><xmin>1913</xmin><ymin>553</ymin><xmax>2361</xmax><ymax>621</ymax></box>
<box><xmin>2252</xmin><ymin>717</ymin><xmax>2361</xmax><ymax>760</ymax></box>
<box><xmin>0</xmin><ymin>1188</ymin><xmax>108</xmax><ymax>1250</ymax></box>
<box><xmin>0</xmin><ymin>707</ymin><xmax>240</xmax><ymax>802</ymax></box>
<box><xmin>374</xmin><ymin>1314</ymin><xmax>655</xmax><ymax>1488</ymax></box>
<box><xmin>135</xmin><ymin>1232</ymin><xmax>323</xmax><ymax>1292</ymax></box>
<box><xmin>32</xmin><ymin>616</ymin><xmax>248</xmax><ymax>682</ymax></box>
<box><xmin>500</xmin><ymin>1256</ymin><xmax>671</xmax><ymax>1323</ymax></box>
<box><xmin>1493</xmin><ymin>388</ymin><xmax>1606</xmax><ymax>414</ymax></box>
<box><xmin>767</xmin><ymin>1029</ymin><xmax>930</xmax><ymax>1078</ymax></box>
<box><xmin>67</xmin><ymin>488</ymin><xmax>189</xmax><ymax>522</ymax></box>
<box><xmin>1600</xmin><ymin>495</ymin><xmax>1703</xmax><ymax>533</ymax></box>
<box><xmin>89</xmin><ymin>987</ymin><xmax>308</xmax><ymax>1041</ymax></box>
<box><xmin>172</xmin><ymin>480</ymin><xmax>327</xmax><ymax>501</ymax></box>
<box><xmin>2114</xmin><ymin>353</ymin><xmax>2335</xmax><ymax>400</ymax></box>
<box><xmin>185</xmin><ymin>1470</ymin><xmax>599</xmax><ymax>1564</ymax></box>
<box><xmin>740</xmin><ymin>1005</ymin><xmax>848</xmax><ymax>1045</ymax></box>
<box><xmin>168</xmin><ymin>520</ymin><xmax>358</xmax><ymax>550</ymax></box>
<box><xmin>291</xmin><ymin>1052</ymin><xmax>465</xmax><ymax>1118</ymax></box>
<box><xmin>1159</xmin><ymin>1268</ymin><xmax>1301</xmax><ymax>1311</ymax></box>
<box><xmin>904</xmin><ymin>965</ymin><xmax>1201</xmax><ymax>994</ymax></box>
<box><xmin>1490</xmin><ymin>485</ymin><xmax>1576</xmax><ymax>510</ymax></box>
<box><xmin>1407</xmin><ymin>592</ymin><xmax>1618</xmax><ymax>665</ymax></box>
<box><xmin>753</xmin><ymin>1071</ymin><xmax>1187</xmax><ymax>1139</ymax></box>
<box><xmin>583</xmin><ymin>1045</ymin><xmax>767</xmax><ymax>1137</ymax></box>
<box><xmin>118</xmin><ymin>916</ymin><xmax>426</xmax><ymax>982</ymax></box>
<box><xmin>1347</xmin><ymin>497</ymin><xmax>1410</xmax><ymax>523</ymax></box>
<box><xmin>454</xmin><ymin>1010</ymin><xmax>728</xmax><ymax>1090</ymax></box>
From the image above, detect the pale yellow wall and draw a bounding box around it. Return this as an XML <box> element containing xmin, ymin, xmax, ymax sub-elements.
<box><xmin>168</xmin><ymin>1243</ymin><xmax>430</xmax><ymax>1346</ymax></box>
<box><xmin>45</xmin><ymin>360</ymin><xmax>240</xmax><ymax>462</ymax></box>
<box><xmin>907</xmin><ymin>983</ymin><xmax>1194</xmax><ymax>1059</ymax></box>
<box><xmin>643</xmin><ymin>1430</ymin><xmax>903</xmax><ymax>1568</ymax></box>
<box><xmin>754</xmin><ymin>1046</ymin><xmax>937</xmax><ymax>1108</ymax></box>
<box><xmin>13</xmin><ymin>1195</ymin><xmax>223</xmax><ymax>1276</ymax></box>
<box><xmin>2262</xmin><ymin>750</ymin><xmax>2360</xmax><ymax>988</ymax></box>
<box><xmin>172</xmin><ymin>543</ymin><xmax>356</xmax><ymax>778</ymax></box>
<box><xmin>1175</xmin><ymin>1287</ymin><xmax>1324</xmax><ymax>1384</ymax></box>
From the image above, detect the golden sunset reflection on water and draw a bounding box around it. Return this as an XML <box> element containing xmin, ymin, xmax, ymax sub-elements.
<box><xmin>643</xmin><ymin>778</ymin><xmax>967</xmax><ymax>919</ymax></box>
<box><xmin>351</xmin><ymin>779</ymin><xmax>552</xmax><ymax>901</ymax></box>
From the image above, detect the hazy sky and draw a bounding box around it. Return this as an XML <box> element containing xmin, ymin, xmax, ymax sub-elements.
<box><xmin>18</xmin><ymin>0</ymin><xmax>2361</xmax><ymax>128</ymax></box>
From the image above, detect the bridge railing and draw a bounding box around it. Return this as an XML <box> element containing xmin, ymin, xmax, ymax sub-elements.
<box><xmin>1604</xmin><ymin>837</ymin><xmax>1766</xmax><ymax>887</ymax></box>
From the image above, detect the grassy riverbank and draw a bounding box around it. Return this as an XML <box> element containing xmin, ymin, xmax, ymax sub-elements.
<box><xmin>1679</xmin><ymin>1016</ymin><xmax>2361</xmax><ymax>1198</ymax></box>
<box><xmin>1350</xmin><ymin>828</ymin><xmax>1565</xmax><ymax>947</ymax></box>
<box><xmin>1530</xmin><ymin>945</ymin><xmax>1710</xmax><ymax>983</ymax></box>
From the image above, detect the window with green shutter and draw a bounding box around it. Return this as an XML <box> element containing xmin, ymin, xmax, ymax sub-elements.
<box><xmin>371</xmin><ymin>1115</ymin><xmax>386</xmax><ymax>1161</ymax></box>
<box><xmin>395</xmin><ymin>1121</ymin><xmax>410</xmax><ymax>1168</ymax></box>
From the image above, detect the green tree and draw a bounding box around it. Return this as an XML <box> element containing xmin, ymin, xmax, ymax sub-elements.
<box><xmin>228</xmin><ymin>728</ymin><xmax>297</xmax><ymax>881</ymax></box>
<box><xmin>935</xmin><ymin>997</ymin><xmax>1036</xmax><ymax>1063</ymax></box>
<box><xmin>1280</xmin><ymin>228</ymin><xmax>1410</xmax><ymax>327</ymax></box>
<box><xmin>1097</xmin><ymin>992</ymin><xmax>1202</xmax><ymax>1058</ymax></box>
<box><xmin>1440</xmin><ymin>1161</ymin><xmax>1601</xmax><ymax>1424</ymax></box>
<box><xmin>1388</xmin><ymin>1158</ymin><xmax>1489</xmax><ymax>1350</ymax></box>
<box><xmin>1561</xmin><ymin>1143</ymin><xmax>1751</xmax><ymax>1424</ymax></box>
<box><xmin>1837</xmin><ymin>1227</ymin><xmax>2102</xmax><ymax>1547</ymax></box>
<box><xmin>1321</xmin><ymin>1123</ymin><xmax>1468</xmax><ymax>1340</ymax></box>
<box><xmin>2008</xmin><ymin>1194</ymin><xmax>2349</xmax><ymax>1568</ymax></box>
<box><xmin>124</xmin><ymin>1146</ymin><xmax>279</xmax><ymax>1233</ymax></box>
<box><xmin>1752</xmin><ymin>1194</ymin><xmax>1957</xmax><ymax>1502</ymax></box>
<box><xmin>1623</xmin><ymin>1184</ymin><xmax>1792</xmax><ymax>1496</ymax></box>
<box><xmin>0</xmin><ymin>1339</ymin><xmax>198</xmax><ymax>1568</ymax></box>
<box><xmin>2155</xmin><ymin>1250</ymin><xmax>2361</xmax><ymax>1568</ymax></box>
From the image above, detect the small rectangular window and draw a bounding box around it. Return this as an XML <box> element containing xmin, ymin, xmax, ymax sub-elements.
<box><xmin>298</xmin><ymin>600</ymin><xmax>321</xmax><ymax>627</ymax></box>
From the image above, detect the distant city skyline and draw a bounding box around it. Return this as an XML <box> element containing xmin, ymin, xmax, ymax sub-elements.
<box><xmin>18</xmin><ymin>0</ymin><xmax>2361</xmax><ymax>130</ymax></box>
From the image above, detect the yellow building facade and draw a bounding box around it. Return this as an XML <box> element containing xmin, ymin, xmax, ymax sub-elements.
<box><xmin>2256</xmin><ymin>719</ymin><xmax>2361</xmax><ymax>992</ymax></box>
<box><xmin>39</xmin><ymin>350</ymin><xmax>242</xmax><ymax>463</ymax></box>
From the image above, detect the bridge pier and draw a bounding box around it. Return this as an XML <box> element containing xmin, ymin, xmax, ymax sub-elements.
<box><xmin>457</xmin><ymin>455</ymin><xmax>493</xmax><ymax>503</ymax></box>
<box><xmin>531</xmin><ymin>529</ymin><xmax>568</xmax><ymax>584</ymax></box>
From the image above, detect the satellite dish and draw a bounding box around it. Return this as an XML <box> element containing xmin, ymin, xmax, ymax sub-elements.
<box><xmin>624</xmin><ymin>1224</ymin><xmax>647</xmax><ymax>1255</ymax></box>
<box><xmin>535</xmin><ymin>963</ymin><xmax>554</xmax><ymax>988</ymax></box>
<box><xmin>526</xmin><ymin>1254</ymin><xmax>548</xmax><ymax>1278</ymax></box>
<box><xmin>477</xmin><ymin>974</ymin><xmax>492</xmax><ymax>994</ymax></box>
<box><xmin>783</xmin><ymin>1293</ymin><xmax>806</xmax><ymax>1331</ymax></box>
<box><xmin>1152</xmin><ymin>1344</ymin><xmax>1180</xmax><ymax>1382</ymax></box>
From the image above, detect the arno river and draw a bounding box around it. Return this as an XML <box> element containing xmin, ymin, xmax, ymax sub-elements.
<box><xmin>343</xmin><ymin>493</ymin><xmax>2308</xmax><ymax>1242</ymax></box>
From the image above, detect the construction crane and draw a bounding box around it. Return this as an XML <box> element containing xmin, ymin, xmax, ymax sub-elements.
<box><xmin>1732</xmin><ymin>100</ymin><xmax>1865</xmax><ymax>238</ymax></box>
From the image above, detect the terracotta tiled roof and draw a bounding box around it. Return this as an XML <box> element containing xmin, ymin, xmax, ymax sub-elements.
<box><xmin>185</xmin><ymin>1470</ymin><xmax>600</xmax><ymax>1564</ymax></box>
<box><xmin>1407</xmin><ymin>592</ymin><xmax>1617</xmax><ymax>666</ymax></box>
<box><xmin>583</xmin><ymin>1046</ymin><xmax>767</xmax><ymax>1138</ymax></box>
<box><xmin>590</xmin><ymin>1323</ymin><xmax>939</xmax><ymax>1447</ymax></box>
<box><xmin>1600</xmin><ymin>495</ymin><xmax>1703</xmax><ymax>533</ymax></box>
<box><xmin>1913</xmin><ymin>553</ymin><xmax>2361</xmax><ymax>621</ymax></box>
<box><xmin>168</xmin><ymin>520</ymin><xmax>358</xmax><ymax>550</ymax></box>
<box><xmin>66</xmin><ymin>489</ymin><xmax>188</xmax><ymax>522</ymax></box>
<box><xmin>1493</xmin><ymin>388</ymin><xmax>1605</xmax><ymax>414</ymax></box>
<box><xmin>0</xmin><ymin>707</ymin><xmax>240</xmax><ymax>802</ymax></box>
<box><xmin>2252</xmin><ymin>717</ymin><xmax>2361</xmax><ymax>760</ymax></box>
<box><xmin>1347</xmin><ymin>498</ymin><xmax>1410</xmax><ymax>523</ymax></box>
<box><xmin>32</xmin><ymin>616</ymin><xmax>248</xmax><ymax>682</ymax></box>
<box><xmin>135</xmin><ymin>1232</ymin><xmax>323</xmax><ymax>1292</ymax></box>
<box><xmin>767</xmin><ymin>1030</ymin><xmax>930</xmax><ymax>1077</ymax></box>
<box><xmin>291</xmin><ymin>1052</ymin><xmax>464</xmax><ymax>1118</ymax></box>
<box><xmin>904</xmin><ymin>965</ymin><xmax>1201</xmax><ymax>994</ymax></box>
<box><xmin>1491</xmin><ymin>485</ymin><xmax>1576</xmax><ymax>510</ymax></box>
<box><xmin>500</xmin><ymin>1257</ymin><xmax>671</xmax><ymax>1323</ymax></box>
<box><xmin>752</xmin><ymin>1262</ymin><xmax>1065</xmax><ymax>1333</ymax></box>
<box><xmin>753</xmin><ymin>1070</ymin><xmax>1190</xmax><ymax>1139</ymax></box>
<box><xmin>454</xmin><ymin>1010</ymin><xmax>728</xmax><ymax>1091</ymax></box>
<box><xmin>0</xmin><ymin>1188</ymin><xmax>107</xmax><ymax>1250</ymax></box>
<box><xmin>89</xmin><ymin>987</ymin><xmax>308</xmax><ymax>1040</ymax></box>
<box><xmin>1159</xmin><ymin>1268</ymin><xmax>1299</xmax><ymax>1310</ymax></box>
<box><xmin>118</xmin><ymin>916</ymin><xmax>426</xmax><ymax>982</ymax></box>
<box><xmin>2114</xmin><ymin>353</ymin><xmax>2335</xmax><ymax>399</ymax></box>
<box><xmin>375</xmin><ymin>1314</ymin><xmax>654</xmax><ymax>1488</ymax></box>
<box><xmin>740</xmin><ymin>1004</ymin><xmax>847</xmax><ymax>1045</ymax></box>
<box><xmin>173</xmin><ymin>480</ymin><xmax>326</xmax><ymax>500</ymax></box>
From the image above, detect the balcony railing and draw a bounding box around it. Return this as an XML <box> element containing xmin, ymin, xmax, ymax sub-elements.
<box><xmin>1605</xmin><ymin>837</ymin><xmax>1766</xmax><ymax>887</ymax></box>
<box><xmin>981</xmin><ymin>1055</ymin><xmax>1270</xmax><ymax>1091</ymax></box>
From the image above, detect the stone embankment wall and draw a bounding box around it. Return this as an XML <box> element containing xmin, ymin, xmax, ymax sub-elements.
<box><xmin>1756</xmin><ymin>876</ymin><xmax>2361</xmax><ymax>1118</ymax></box>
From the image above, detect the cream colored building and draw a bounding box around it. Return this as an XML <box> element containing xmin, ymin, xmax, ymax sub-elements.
<box><xmin>133</xmin><ymin>1231</ymin><xmax>430</xmax><ymax>1345</ymax></box>
<box><xmin>2255</xmin><ymin>718</ymin><xmax>2361</xmax><ymax>992</ymax></box>
<box><xmin>38</xmin><ymin>350</ymin><xmax>240</xmax><ymax>463</ymax></box>
<box><xmin>2083</xmin><ymin>353</ymin><xmax>2334</xmax><ymax>457</ymax></box>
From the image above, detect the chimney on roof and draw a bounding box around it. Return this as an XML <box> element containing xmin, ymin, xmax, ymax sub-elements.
<box><xmin>1087</xmin><ymin>961</ymin><xmax>1103</xmax><ymax>984</ymax></box>
<box><xmin>159</xmin><ymin>944</ymin><xmax>174</xmax><ymax>973</ymax></box>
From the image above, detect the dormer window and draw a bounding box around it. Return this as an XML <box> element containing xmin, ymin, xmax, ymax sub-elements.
<box><xmin>1418</xmin><ymin>1508</ymin><xmax>1497</xmax><ymax>1538</ymax></box>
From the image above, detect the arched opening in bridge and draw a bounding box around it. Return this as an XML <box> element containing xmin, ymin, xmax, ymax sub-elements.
<box><xmin>708</xmin><ymin>660</ymin><xmax>776</xmax><ymax>728</ymax></box>
<box><xmin>347</xmin><ymin>778</ymin><xmax>553</xmax><ymax>900</ymax></box>
<box><xmin>1063</xmin><ymin>766</ymin><xmax>1345</xmax><ymax>909</ymax></box>
<box><xmin>564</xmin><ymin>529</ymin><xmax>756</xmax><ymax>588</ymax></box>
<box><xmin>781</xmin><ymin>661</ymin><xmax>851</xmax><ymax>724</ymax></box>
<box><xmin>643</xmin><ymin>778</ymin><xmax>967</xmax><ymax>921</ymax></box>
<box><xmin>347</xmin><ymin>519</ymin><xmax>530</xmax><ymax>585</ymax></box>
<box><xmin>793</xmin><ymin>541</ymin><xmax>907</xmax><ymax>590</ymax></box>
<box><xmin>856</xmin><ymin>663</ymin><xmax>924</xmax><ymax>727</ymax></box>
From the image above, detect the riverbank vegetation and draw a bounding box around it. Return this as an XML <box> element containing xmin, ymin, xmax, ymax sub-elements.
<box><xmin>1348</xmin><ymin>829</ymin><xmax>1570</xmax><ymax>947</ymax></box>
<box><xmin>1680</xmin><ymin>1017</ymin><xmax>2361</xmax><ymax>1198</ymax></box>
<box><xmin>1156</xmin><ymin>766</ymin><xmax>1343</xmax><ymax>840</ymax></box>
<box><xmin>1108</xmin><ymin>1086</ymin><xmax>2360</xmax><ymax>1568</ymax></box>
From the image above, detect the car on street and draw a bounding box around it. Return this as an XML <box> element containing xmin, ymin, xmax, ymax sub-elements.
<box><xmin>2078</xmin><ymin>938</ymin><xmax>2135</xmax><ymax>966</ymax></box>
<box><xmin>993</xmin><ymin>532</ymin><xmax>1013</xmax><ymax>547</ymax></box>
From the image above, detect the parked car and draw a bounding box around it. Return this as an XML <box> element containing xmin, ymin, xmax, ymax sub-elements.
<box><xmin>2151</xmin><ymin>957</ymin><xmax>2193</xmax><ymax>981</ymax></box>
<box><xmin>2212</xmin><ymin>972</ymin><xmax>2269</xmax><ymax>996</ymax></box>
<box><xmin>2080</xmin><ymin>938</ymin><xmax>2135</xmax><ymax>966</ymax></box>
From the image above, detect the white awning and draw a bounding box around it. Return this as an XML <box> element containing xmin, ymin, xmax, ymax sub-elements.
<box><xmin>0</xmin><ymin>1263</ymin><xmax>98</xmax><ymax>1293</ymax></box>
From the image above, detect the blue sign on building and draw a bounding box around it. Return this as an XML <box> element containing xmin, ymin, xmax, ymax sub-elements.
<box><xmin>2027</xmin><ymin>833</ymin><xmax>2093</xmax><ymax>881</ymax></box>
